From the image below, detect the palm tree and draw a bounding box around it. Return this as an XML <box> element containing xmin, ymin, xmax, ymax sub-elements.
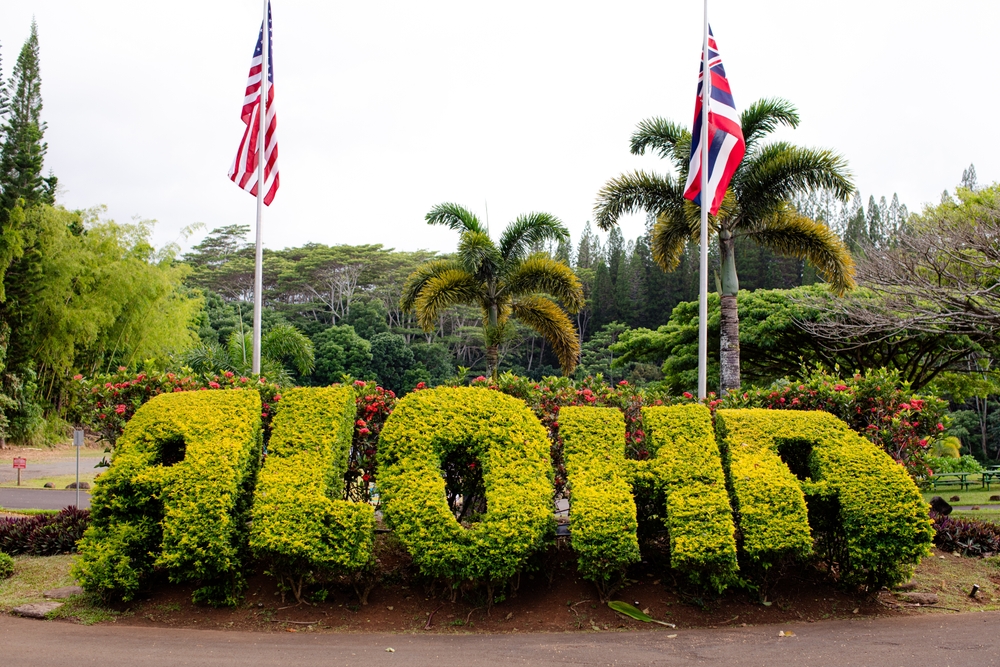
<box><xmin>183</xmin><ymin>324</ymin><xmax>314</xmax><ymax>384</ymax></box>
<box><xmin>402</xmin><ymin>203</ymin><xmax>585</xmax><ymax>379</ymax></box>
<box><xmin>594</xmin><ymin>98</ymin><xmax>855</xmax><ymax>394</ymax></box>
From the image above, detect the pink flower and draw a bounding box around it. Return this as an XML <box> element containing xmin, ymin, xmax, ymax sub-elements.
<box><xmin>833</xmin><ymin>384</ymin><xmax>848</xmax><ymax>391</ymax></box>
<box><xmin>240</xmin><ymin>376</ymin><xmax>249</xmax><ymax>383</ymax></box>
<box><xmin>358</xmin><ymin>427</ymin><xmax>371</xmax><ymax>436</ymax></box>
<box><xmin>919</xmin><ymin>439</ymin><xmax>928</xmax><ymax>447</ymax></box>
<box><xmin>273</xmin><ymin>394</ymin><xmax>281</xmax><ymax>401</ymax></box>
<box><xmin>73</xmin><ymin>374</ymin><xmax>83</xmax><ymax>381</ymax></box>
<box><xmin>356</xmin><ymin>419</ymin><xmax>367</xmax><ymax>427</ymax></box>
<box><xmin>224</xmin><ymin>371</ymin><xmax>234</xmax><ymax>378</ymax></box>
<box><xmin>208</xmin><ymin>381</ymin><xmax>221</xmax><ymax>389</ymax></box>
<box><xmin>899</xmin><ymin>403</ymin><xmax>911</xmax><ymax>410</ymax></box>
<box><xmin>415</xmin><ymin>382</ymin><xmax>427</xmax><ymax>390</ymax></box>
<box><xmin>683</xmin><ymin>392</ymin><xmax>693</xmax><ymax>399</ymax></box>
<box><xmin>115</xmin><ymin>404</ymin><xmax>126</xmax><ymax>415</ymax></box>
<box><xmin>118</xmin><ymin>366</ymin><xmax>127</xmax><ymax>372</ymax></box>
<box><xmin>618</xmin><ymin>380</ymin><xmax>629</xmax><ymax>386</ymax></box>
<box><xmin>261</xmin><ymin>412</ymin><xmax>268</xmax><ymax>419</ymax></box>
<box><xmin>937</xmin><ymin>423</ymin><xmax>945</xmax><ymax>431</ymax></box>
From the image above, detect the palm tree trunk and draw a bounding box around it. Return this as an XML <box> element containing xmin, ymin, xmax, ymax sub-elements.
<box><xmin>718</xmin><ymin>228</ymin><xmax>740</xmax><ymax>395</ymax></box>
<box><xmin>487</xmin><ymin>303</ymin><xmax>499</xmax><ymax>381</ymax></box>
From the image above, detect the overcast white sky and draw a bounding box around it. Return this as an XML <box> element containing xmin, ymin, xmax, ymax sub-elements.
<box><xmin>1</xmin><ymin>1</ymin><xmax>996</xmax><ymax>255</ymax></box>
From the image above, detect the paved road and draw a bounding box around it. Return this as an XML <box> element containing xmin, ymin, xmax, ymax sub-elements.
<box><xmin>0</xmin><ymin>454</ymin><xmax>103</xmax><ymax>484</ymax></box>
<box><xmin>3</xmin><ymin>611</ymin><xmax>999</xmax><ymax>666</ymax></box>
<box><xmin>0</xmin><ymin>487</ymin><xmax>90</xmax><ymax>510</ymax></box>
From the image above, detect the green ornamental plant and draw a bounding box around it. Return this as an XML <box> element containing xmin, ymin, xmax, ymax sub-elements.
<box><xmin>74</xmin><ymin>389</ymin><xmax>262</xmax><ymax>605</ymax></box>
<box><xmin>376</xmin><ymin>386</ymin><xmax>554</xmax><ymax>598</ymax></box>
<box><xmin>250</xmin><ymin>386</ymin><xmax>375</xmax><ymax>605</ymax></box>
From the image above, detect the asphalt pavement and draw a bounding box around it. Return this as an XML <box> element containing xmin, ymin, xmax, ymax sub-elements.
<box><xmin>0</xmin><ymin>487</ymin><xmax>90</xmax><ymax>510</ymax></box>
<box><xmin>3</xmin><ymin>610</ymin><xmax>999</xmax><ymax>666</ymax></box>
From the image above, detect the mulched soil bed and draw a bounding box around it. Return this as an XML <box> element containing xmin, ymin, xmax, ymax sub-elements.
<box><xmin>99</xmin><ymin>543</ymin><xmax>899</xmax><ymax>634</ymax></box>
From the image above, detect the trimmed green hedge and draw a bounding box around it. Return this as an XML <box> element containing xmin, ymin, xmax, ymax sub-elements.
<box><xmin>74</xmin><ymin>390</ymin><xmax>262</xmax><ymax>605</ymax></box>
<box><xmin>716</xmin><ymin>408</ymin><xmax>932</xmax><ymax>588</ymax></box>
<box><xmin>636</xmin><ymin>404</ymin><xmax>739</xmax><ymax>590</ymax></box>
<box><xmin>559</xmin><ymin>406</ymin><xmax>640</xmax><ymax>596</ymax></box>
<box><xmin>377</xmin><ymin>387</ymin><xmax>554</xmax><ymax>585</ymax></box>
<box><xmin>250</xmin><ymin>386</ymin><xmax>374</xmax><ymax>596</ymax></box>
<box><xmin>715</xmin><ymin>408</ymin><xmax>814</xmax><ymax>571</ymax></box>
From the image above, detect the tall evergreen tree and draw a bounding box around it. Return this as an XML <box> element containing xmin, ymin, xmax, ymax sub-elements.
<box><xmin>0</xmin><ymin>40</ymin><xmax>9</xmax><ymax>120</ymax></box>
<box><xmin>0</xmin><ymin>20</ymin><xmax>56</xmax><ymax>216</ymax></box>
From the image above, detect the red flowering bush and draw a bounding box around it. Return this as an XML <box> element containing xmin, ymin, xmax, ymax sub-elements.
<box><xmin>345</xmin><ymin>380</ymin><xmax>397</xmax><ymax>504</ymax></box>
<box><xmin>68</xmin><ymin>369</ymin><xmax>282</xmax><ymax>451</ymax></box>
<box><xmin>718</xmin><ymin>367</ymin><xmax>949</xmax><ymax>477</ymax></box>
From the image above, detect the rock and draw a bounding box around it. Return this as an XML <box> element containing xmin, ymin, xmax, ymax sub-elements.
<box><xmin>44</xmin><ymin>586</ymin><xmax>84</xmax><ymax>599</ymax></box>
<box><xmin>12</xmin><ymin>602</ymin><xmax>63</xmax><ymax>618</ymax></box>
<box><xmin>65</xmin><ymin>482</ymin><xmax>90</xmax><ymax>490</ymax></box>
<box><xmin>897</xmin><ymin>592</ymin><xmax>939</xmax><ymax>605</ymax></box>
<box><xmin>949</xmin><ymin>495</ymin><xmax>961</xmax><ymax>502</ymax></box>
<box><xmin>930</xmin><ymin>496</ymin><xmax>953</xmax><ymax>515</ymax></box>
<box><xmin>894</xmin><ymin>581</ymin><xmax>918</xmax><ymax>591</ymax></box>
<box><xmin>991</xmin><ymin>495</ymin><xmax>1000</xmax><ymax>502</ymax></box>
<box><xmin>43</xmin><ymin>482</ymin><xmax>54</xmax><ymax>488</ymax></box>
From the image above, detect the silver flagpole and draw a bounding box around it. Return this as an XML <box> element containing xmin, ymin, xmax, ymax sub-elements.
<box><xmin>697</xmin><ymin>0</ymin><xmax>710</xmax><ymax>400</ymax></box>
<box><xmin>252</xmin><ymin>0</ymin><xmax>269</xmax><ymax>376</ymax></box>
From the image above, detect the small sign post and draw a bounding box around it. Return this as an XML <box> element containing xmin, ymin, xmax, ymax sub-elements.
<box><xmin>13</xmin><ymin>457</ymin><xmax>26</xmax><ymax>487</ymax></box>
<box><xmin>73</xmin><ymin>428</ymin><xmax>85</xmax><ymax>508</ymax></box>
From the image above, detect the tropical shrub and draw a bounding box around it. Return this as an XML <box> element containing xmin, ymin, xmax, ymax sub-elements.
<box><xmin>68</xmin><ymin>368</ymin><xmax>281</xmax><ymax>448</ymax></box>
<box><xmin>0</xmin><ymin>507</ymin><xmax>90</xmax><ymax>555</ymax></box>
<box><xmin>927</xmin><ymin>455</ymin><xmax>982</xmax><ymax>474</ymax></box>
<box><xmin>636</xmin><ymin>404</ymin><xmax>739</xmax><ymax>590</ymax></box>
<box><xmin>559</xmin><ymin>406</ymin><xmax>640</xmax><ymax>600</ymax></box>
<box><xmin>721</xmin><ymin>367</ymin><xmax>949</xmax><ymax>477</ymax></box>
<box><xmin>931</xmin><ymin>512</ymin><xmax>1000</xmax><ymax>557</ymax></box>
<box><xmin>376</xmin><ymin>387</ymin><xmax>554</xmax><ymax>590</ymax></box>
<box><xmin>74</xmin><ymin>389</ymin><xmax>262</xmax><ymax>605</ymax></box>
<box><xmin>715</xmin><ymin>409</ymin><xmax>933</xmax><ymax>589</ymax></box>
<box><xmin>250</xmin><ymin>386</ymin><xmax>375</xmax><ymax>604</ymax></box>
<box><xmin>345</xmin><ymin>381</ymin><xmax>397</xmax><ymax>504</ymax></box>
<box><xmin>0</xmin><ymin>552</ymin><xmax>14</xmax><ymax>579</ymax></box>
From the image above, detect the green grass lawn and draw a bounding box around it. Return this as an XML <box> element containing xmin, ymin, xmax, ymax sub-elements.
<box><xmin>922</xmin><ymin>489</ymin><xmax>1000</xmax><ymax>506</ymax></box>
<box><xmin>0</xmin><ymin>555</ymin><xmax>117</xmax><ymax>624</ymax></box>
<box><xmin>0</xmin><ymin>472</ymin><xmax>96</xmax><ymax>489</ymax></box>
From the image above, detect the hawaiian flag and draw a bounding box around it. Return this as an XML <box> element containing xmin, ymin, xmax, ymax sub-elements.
<box><xmin>683</xmin><ymin>26</ymin><xmax>744</xmax><ymax>216</ymax></box>
<box><xmin>229</xmin><ymin>2</ymin><xmax>279</xmax><ymax>205</ymax></box>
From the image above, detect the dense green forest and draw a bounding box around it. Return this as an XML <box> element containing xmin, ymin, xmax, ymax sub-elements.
<box><xmin>0</xmin><ymin>20</ymin><xmax>997</xmax><ymax>463</ymax></box>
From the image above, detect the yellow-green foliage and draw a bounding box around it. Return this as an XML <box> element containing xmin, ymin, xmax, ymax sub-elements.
<box><xmin>716</xmin><ymin>409</ymin><xmax>932</xmax><ymax>588</ymax></box>
<box><xmin>715</xmin><ymin>409</ymin><xmax>814</xmax><ymax>569</ymax></box>
<box><xmin>250</xmin><ymin>386</ymin><xmax>374</xmax><ymax>579</ymax></box>
<box><xmin>559</xmin><ymin>407</ymin><xmax>640</xmax><ymax>587</ymax></box>
<box><xmin>636</xmin><ymin>404</ymin><xmax>739</xmax><ymax>590</ymax></box>
<box><xmin>377</xmin><ymin>387</ymin><xmax>554</xmax><ymax>583</ymax></box>
<box><xmin>74</xmin><ymin>390</ymin><xmax>262</xmax><ymax>605</ymax></box>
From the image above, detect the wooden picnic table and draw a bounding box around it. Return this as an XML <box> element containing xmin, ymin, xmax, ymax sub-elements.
<box><xmin>928</xmin><ymin>471</ymin><xmax>977</xmax><ymax>491</ymax></box>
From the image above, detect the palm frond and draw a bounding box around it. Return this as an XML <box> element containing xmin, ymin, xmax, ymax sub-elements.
<box><xmin>181</xmin><ymin>341</ymin><xmax>234</xmax><ymax>375</ymax></box>
<box><xmin>400</xmin><ymin>259</ymin><xmax>465</xmax><ymax>312</ymax></box>
<box><xmin>593</xmin><ymin>170</ymin><xmax>686</xmax><ymax>231</ymax></box>
<box><xmin>425</xmin><ymin>202</ymin><xmax>487</xmax><ymax>234</ymax></box>
<box><xmin>630</xmin><ymin>117</ymin><xmax>691</xmax><ymax>172</ymax></box>
<box><xmin>501</xmin><ymin>254</ymin><xmax>584</xmax><ymax>312</ymax></box>
<box><xmin>511</xmin><ymin>295</ymin><xmax>581</xmax><ymax>376</ymax></box>
<box><xmin>740</xmin><ymin>98</ymin><xmax>799</xmax><ymax>156</ymax></box>
<box><xmin>498</xmin><ymin>212</ymin><xmax>569</xmax><ymax>263</ymax></box>
<box><xmin>650</xmin><ymin>205</ymin><xmax>702</xmax><ymax>271</ymax></box>
<box><xmin>740</xmin><ymin>205</ymin><xmax>856</xmax><ymax>294</ymax></box>
<box><xmin>261</xmin><ymin>324</ymin><xmax>315</xmax><ymax>376</ymax></box>
<box><xmin>412</xmin><ymin>269</ymin><xmax>484</xmax><ymax>331</ymax></box>
<box><xmin>735</xmin><ymin>143</ymin><xmax>853</xmax><ymax>222</ymax></box>
<box><xmin>458</xmin><ymin>230</ymin><xmax>502</xmax><ymax>279</ymax></box>
<box><xmin>227</xmin><ymin>331</ymin><xmax>253</xmax><ymax>368</ymax></box>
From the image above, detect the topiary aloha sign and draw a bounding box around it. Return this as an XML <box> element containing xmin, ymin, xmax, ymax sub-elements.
<box><xmin>75</xmin><ymin>386</ymin><xmax>933</xmax><ymax>606</ymax></box>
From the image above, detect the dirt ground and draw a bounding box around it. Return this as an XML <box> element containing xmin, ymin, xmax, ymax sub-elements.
<box><xmin>70</xmin><ymin>544</ymin><xmax>994</xmax><ymax>635</ymax></box>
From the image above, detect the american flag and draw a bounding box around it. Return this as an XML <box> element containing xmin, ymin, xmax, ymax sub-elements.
<box><xmin>683</xmin><ymin>26</ymin><xmax>744</xmax><ymax>216</ymax></box>
<box><xmin>229</xmin><ymin>2</ymin><xmax>279</xmax><ymax>205</ymax></box>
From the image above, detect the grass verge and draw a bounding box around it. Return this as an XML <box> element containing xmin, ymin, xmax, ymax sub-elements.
<box><xmin>0</xmin><ymin>554</ymin><xmax>118</xmax><ymax>624</ymax></box>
